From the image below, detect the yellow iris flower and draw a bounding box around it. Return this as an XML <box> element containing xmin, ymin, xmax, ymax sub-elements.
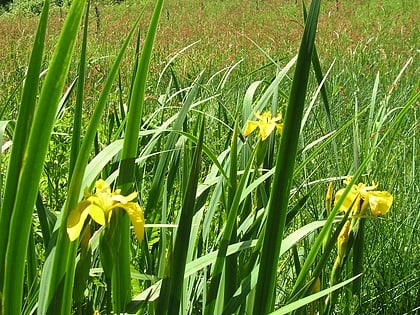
<box><xmin>67</xmin><ymin>179</ymin><xmax>144</xmax><ymax>242</ymax></box>
<box><xmin>243</xmin><ymin>111</ymin><xmax>283</xmax><ymax>141</ymax></box>
<box><xmin>334</xmin><ymin>178</ymin><xmax>393</xmax><ymax>216</ymax></box>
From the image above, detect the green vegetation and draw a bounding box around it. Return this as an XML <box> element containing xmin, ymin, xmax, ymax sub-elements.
<box><xmin>0</xmin><ymin>0</ymin><xmax>418</xmax><ymax>314</ymax></box>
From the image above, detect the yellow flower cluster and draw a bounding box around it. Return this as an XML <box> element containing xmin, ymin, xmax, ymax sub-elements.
<box><xmin>243</xmin><ymin>111</ymin><xmax>283</xmax><ymax>141</ymax></box>
<box><xmin>67</xmin><ymin>180</ymin><xmax>144</xmax><ymax>242</ymax></box>
<box><xmin>334</xmin><ymin>178</ymin><xmax>393</xmax><ymax>217</ymax></box>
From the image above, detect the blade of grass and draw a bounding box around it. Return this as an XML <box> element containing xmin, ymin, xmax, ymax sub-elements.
<box><xmin>224</xmin><ymin>119</ymin><xmax>239</xmax><ymax>308</ymax></box>
<box><xmin>287</xmin><ymin>205</ymin><xmax>352</xmax><ymax>304</ymax></box>
<box><xmin>252</xmin><ymin>0</ymin><xmax>321</xmax><ymax>313</ymax></box>
<box><xmin>0</xmin><ymin>0</ymin><xmax>50</xmax><ymax>293</ymax></box>
<box><xmin>113</xmin><ymin>0</ymin><xmax>164</xmax><ymax>310</ymax></box>
<box><xmin>117</xmin><ymin>0</ymin><xmax>164</xmax><ymax>192</ymax></box>
<box><xmin>68</xmin><ymin>0</ymin><xmax>90</xmax><ymax>179</ymax></box>
<box><xmin>222</xmin><ymin>217</ymin><xmax>338</xmax><ymax>314</ymax></box>
<box><xmin>271</xmin><ymin>275</ymin><xmax>361</xmax><ymax>315</ymax></box>
<box><xmin>302</xmin><ymin>0</ymin><xmax>333</xmax><ymax>131</ymax></box>
<box><xmin>36</xmin><ymin>192</ymin><xmax>53</xmax><ymax>249</ymax></box>
<box><xmin>26</xmin><ymin>225</ymin><xmax>38</xmax><ymax>297</ymax></box>
<box><xmin>244</xmin><ymin>56</ymin><xmax>297</xmax><ymax>123</ymax></box>
<box><xmin>205</xmin><ymin>139</ymin><xmax>259</xmax><ymax>315</ymax></box>
<box><xmin>2</xmin><ymin>0</ymin><xmax>86</xmax><ymax>313</ymax></box>
<box><xmin>157</xmin><ymin>118</ymin><xmax>205</xmax><ymax>314</ymax></box>
<box><xmin>145</xmin><ymin>72</ymin><xmax>203</xmax><ymax>217</ymax></box>
<box><xmin>130</xmin><ymin>216</ymin><xmax>332</xmax><ymax>314</ymax></box>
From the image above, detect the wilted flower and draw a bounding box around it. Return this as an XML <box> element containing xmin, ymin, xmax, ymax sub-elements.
<box><xmin>67</xmin><ymin>179</ymin><xmax>144</xmax><ymax>242</ymax></box>
<box><xmin>243</xmin><ymin>111</ymin><xmax>283</xmax><ymax>141</ymax></box>
<box><xmin>334</xmin><ymin>177</ymin><xmax>393</xmax><ymax>216</ymax></box>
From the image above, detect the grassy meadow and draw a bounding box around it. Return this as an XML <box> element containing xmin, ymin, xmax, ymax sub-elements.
<box><xmin>0</xmin><ymin>0</ymin><xmax>419</xmax><ymax>314</ymax></box>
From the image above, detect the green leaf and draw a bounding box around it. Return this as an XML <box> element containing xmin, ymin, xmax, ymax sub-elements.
<box><xmin>2</xmin><ymin>0</ymin><xmax>86</xmax><ymax>313</ymax></box>
<box><xmin>37</xmin><ymin>5</ymin><xmax>146</xmax><ymax>314</ymax></box>
<box><xmin>205</xmin><ymin>140</ymin><xmax>259</xmax><ymax>315</ymax></box>
<box><xmin>0</xmin><ymin>0</ymin><xmax>50</xmax><ymax>293</ymax></box>
<box><xmin>253</xmin><ymin>0</ymin><xmax>321</xmax><ymax>313</ymax></box>
<box><xmin>157</xmin><ymin>118</ymin><xmax>205</xmax><ymax>314</ymax></box>
<box><xmin>113</xmin><ymin>1</ymin><xmax>164</xmax><ymax>310</ymax></box>
<box><xmin>270</xmin><ymin>275</ymin><xmax>361</xmax><ymax>315</ymax></box>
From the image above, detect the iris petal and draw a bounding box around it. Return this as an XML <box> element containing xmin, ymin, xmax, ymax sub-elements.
<box><xmin>95</xmin><ymin>179</ymin><xmax>111</xmax><ymax>193</ymax></box>
<box><xmin>243</xmin><ymin>121</ymin><xmax>259</xmax><ymax>137</ymax></box>
<box><xmin>67</xmin><ymin>200</ymin><xmax>92</xmax><ymax>241</ymax></box>
<box><xmin>259</xmin><ymin>122</ymin><xmax>276</xmax><ymax>141</ymax></box>
<box><xmin>88</xmin><ymin>204</ymin><xmax>106</xmax><ymax>225</ymax></box>
<box><xmin>335</xmin><ymin>188</ymin><xmax>359</xmax><ymax>213</ymax></box>
<box><xmin>369</xmin><ymin>191</ymin><xmax>393</xmax><ymax>216</ymax></box>
<box><xmin>122</xmin><ymin>203</ymin><xmax>145</xmax><ymax>242</ymax></box>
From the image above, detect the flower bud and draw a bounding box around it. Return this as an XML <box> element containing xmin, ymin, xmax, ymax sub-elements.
<box><xmin>326</xmin><ymin>182</ymin><xmax>333</xmax><ymax>214</ymax></box>
<box><xmin>337</xmin><ymin>221</ymin><xmax>351</xmax><ymax>263</ymax></box>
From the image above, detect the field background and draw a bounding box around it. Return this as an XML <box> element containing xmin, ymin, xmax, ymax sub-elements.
<box><xmin>1</xmin><ymin>0</ymin><xmax>418</xmax><ymax>110</ymax></box>
<box><xmin>0</xmin><ymin>0</ymin><xmax>419</xmax><ymax>314</ymax></box>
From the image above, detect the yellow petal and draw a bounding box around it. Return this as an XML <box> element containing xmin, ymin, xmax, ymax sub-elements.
<box><xmin>275</xmin><ymin>123</ymin><xmax>283</xmax><ymax>135</ymax></box>
<box><xmin>326</xmin><ymin>182</ymin><xmax>334</xmax><ymax>203</ymax></box>
<box><xmin>107</xmin><ymin>209</ymin><xmax>114</xmax><ymax>224</ymax></box>
<box><xmin>368</xmin><ymin>191</ymin><xmax>393</xmax><ymax>216</ymax></box>
<box><xmin>122</xmin><ymin>203</ymin><xmax>145</xmax><ymax>242</ymax></box>
<box><xmin>111</xmin><ymin>191</ymin><xmax>137</xmax><ymax>204</ymax></box>
<box><xmin>243</xmin><ymin>121</ymin><xmax>259</xmax><ymax>137</ymax></box>
<box><xmin>87</xmin><ymin>195</ymin><xmax>104</xmax><ymax>208</ymax></box>
<box><xmin>334</xmin><ymin>188</ymin><xmax>359</xmax><ymax>213</ymax></box>
<box><xmin>311</xmin><ymin>277</ymin><xmax>321</xmax><ymax>294</ymax></box>
<box><xmin>360</xmin><ymin>197</ymin><xmax>370</xmax><ymax>214</ymax></box>
<box><xmin>360</xmin><ymin>182</ymin><xmax>377</xmax><ymax>196</ymax></box>
<box><xmin>273</xmin><ymin>113</ymin><xmax>282</xmax><ymax>122</ymax></box>
<box><xmin>111</xmin><ymin>194</ymin><xmax>129</xmax><ymax>204</ymax></box>
<box><xmin>343</xmin><ymin>177</ymin><xmax>352</xmax><ymax>186</ymax></box>
<box><xmin>254</xmin><ymin>111</ymin><xmax>268</xmax><ymax>121</ymax></box>
<box><xmin>96</xmin><ymin>193</ymin><xmax>114</xmax><ymax>210</ymax></box>
<box><xmin>83</xmin><ymin>187</ymin><xmax>92</xmax><ymax>197</ymax></box>
<box><xmin>95</xmin><ymin>179</ymin><xmax>111</xmax><ymax>194</ymax></box>
<box><xmin>87</xmin><ymin>204</ymin><xmax>106</xmax><ymax>226</ymax></box>
<box><xmin>125</xmin><ymin>191</ymin><xmax>138</xmax><ymax>202</ymax></box>
<box><xmin>258</xmin><ymin>121</ymin><xmax>276</xmax><ymax>141</ymax></box>
<box><xmin>67</xmin><ymin>200</ymin><xmax>91</xmax><ymax>242</ymax></box>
